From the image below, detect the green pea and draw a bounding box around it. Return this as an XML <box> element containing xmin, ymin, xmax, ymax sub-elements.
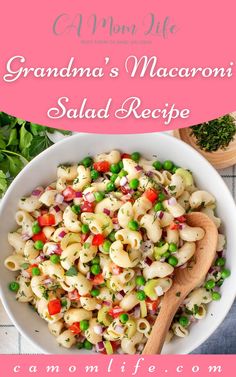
<box><xmin>119</xmin><ymin>313</ymin><xmax>129</xmax><ymax>324</ymax></box>
<box><xmin>80</xmin><ymin>320</ymin><xmax>89</xmax><ymax>331</ymax></box>
<box><xmin>163</xmin><ymin>252</ymin><xmax>170</xmax><ymax>259</ymax></box>
<box><xmin>168</xmin><ymin>243</ymin><xmax>177</xmax><ymax>253</ymax></box>
<box><xmin>91</xmin><ymin>256</ymin><xmax>100</xmax><ymax>265</ymax></box>
<box><xmin>106</xmin><ymin>182</ymin><xmax>115</xmax><ymax>192</ymax></box>
<box><xmin>163</xmin><ymin>160</ymin><xmax>173</xmax><ymax>171</ymax></box>
<box><xmin>158</xmin><ymin>192</ymin><xmax>166</xmax><ymax>202</ymax></box>
<box><xmin>152</xmin><ymin>161</ymin><xmax>162</xmax><ymax>170</ymax></box>
<box><xmin>32</xmin><ymin>222</ymin><xmax>41</xmax><ymax>235</ymax></box>
<box><xmin>215</xmin><ymin>257</ymin><xmax>226</xmax><ymax>267</ymax></box>
<box><xmin>212</xmin><ymin>291</ymin><xmax>221</xmax><ymax>301</ymax></box>
<box><xmin>91</xmin><ymin>170</ymin><xmax>100</xmax><ymax>180</ymax></box>
<box><xmin>119</xmin><ymin>170</ymin><xmax>128</xmax><ymax>177</ymax></box>
<box><xmin>136</xmin><ymin>290</ymin><xmax>146</xmax><ymax>301</ymax></box>
<box><xmin>129</xmin><ymin>178</ymin><xmax>139</xmax><ymax>190</ymax></box>
<box><xmin>50</xmin><ymin>254</ymin><xmax>60</xmax><ymax>264</ymax></box>
<box><xmin>110</xmin><ymin>174</ymin><xmax>118</xmax><ymax>183</ymax></box>
<box><xmin>119</xmin><ymin>161</ymin><xmax>124</xmax><ymax>170</ymax></box>
<box><xmin>71</xmin><ymin>205</ymin><xmax>81</xmax><ymax>215</ymax></box>
<box><xmin>179</xmin><ymin>316</ymin><xmax>189</xmax><ymax>327</ymax></box>
<box><xmin>205</xmin><ymin>279</ymin><xmax>215</xmax><ymax>290</ymax></box>
<box><xmin>128</xmin><ymin>220</ymin><xmax>139</xmax><ymax>231</ymax></box>
<box><xmin>167</xmin><ymin>256</ymin><xmax>178</xmax><ymax>267</ymax></box>
<box><xmin>221</xmin><ymin>268</ymin><xmax>231</xmax><ymax>279</ymax></box>
<box><xmin>9</xmin><ymin>281</ymin><xmax>20</xmax><ymax>292</ymax></box>
<box><xmin>135</xmin><ymin>276</ymin><xmax>146</xmax><ymax>286</ymax></box>
<box><xmin>131</xmin><ymin>152</ymin><xmax>141</xmax><ymax>162</ymax></box>
<box><xmin>82</xmin><ymin>157</ymin><xmax>93</xmax><ymax>168</ymax></box>
<box><xmin>94</xmin><ymin>191</ymin><xmax>105</xmax><ymax>202</ymax></box>
<box><xmin>110</xmin><ymin>163</ymin><xmax>121</xmax><ymax>174</ymax></box>
<box><xmin>34</xmin><ymin>240</ymin><xmax>44</xmax><ymax>250</ymax></box>
<box><xmin>76</xmin><ymin>342</ymin><xmax>84</xmax><ymax>349</ymax></box>
<box><xmin>108</xmin><ymin>231</ymin><xmax>116</xmax><ymax>242</ymax></box>
<box><xmin>103</xmin><ymin>239</ymin><xmax>111</xmax><ymax>253</ymax></box>
<box><xmin>81</xmin><ymin>224</ymin><xmax>89</xmax><ymax>234</ymax></box>
<box><xmin>61</xmin><ymin>299</ymin><xmax>68</xmax><ymax>307</ymax></box>
<box><xmin>171</xmin><ymin>165</ymin><xmax>179</xmax><ymax>173</ymax></box>
<box><xmin>154</xmin><ymin>202</ymin><xmax>164</xmax><ymax>212</ymax></box>
<box><xmin>83</xmin><ymin>340</ymin><xmax>93</xmax><ymax>350</ymax></box>
<box><xmin>32</xmin><ymin>267</ymin><xmax>40</xmax><ymax>276</ymax></box>
<box><xmin>91</xmin><ymin>264</ymin><xmax>101</xmax><ymax>275</ymax></box>
<box><xmin>91</xmin><ymin>289</ymin><xmax>100</xmax><ymax>297</ymax></box>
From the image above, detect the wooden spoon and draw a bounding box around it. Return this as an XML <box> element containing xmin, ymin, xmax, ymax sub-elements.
<box><xmin>142</xmin><ymin>212</ymin><xmax>218</xmax><ymax>355</ymax></box>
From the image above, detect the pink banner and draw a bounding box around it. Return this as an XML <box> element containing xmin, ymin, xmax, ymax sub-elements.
<box><xmin>0</xmin><ymin>355</ymin><xmax>234</xmax><ymax>377</ymax></box>
<box><xmin>0</xmin><ymin>0</ymin><xmax>235</xmax><ymax>132</ymax></box>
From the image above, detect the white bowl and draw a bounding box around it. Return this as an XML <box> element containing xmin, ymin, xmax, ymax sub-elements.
<box><xmin>0</xmin><ymin>133</ymin><xmax>235</xmax><ymax>354</ymax></box>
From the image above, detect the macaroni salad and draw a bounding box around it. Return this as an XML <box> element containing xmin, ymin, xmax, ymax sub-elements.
<box><xmin>4</xmin><ymin>150</ymin><xmax>230</xmax><ymax>354</ymax></box>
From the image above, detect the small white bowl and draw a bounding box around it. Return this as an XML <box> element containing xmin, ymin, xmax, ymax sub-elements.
<box><xmin>0</xmin><ymin>133</ymin><xmax>235</xmax><ymax>354</ymax></box>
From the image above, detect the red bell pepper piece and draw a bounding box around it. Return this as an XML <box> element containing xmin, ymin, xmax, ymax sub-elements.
<box><xmin>69</xmin><ymin>322</ymin><xmax>81</xmax><ymax>335</ymax></box>
<box><xmin>145</xmin><ymin>188</ymin><xmax>159</xmax><ymax>203</ymax></box>
<box><xmin>92</xmin><ymin>234</ymin><xmax>105</xmax><ymax>246</ymax></box>
<box><xmin>93</xmin><ymin>161</ymin><xmax>110</xmax><ymax>173</ymax></box>
<box><xmin>32</xmin><ymin>231</ymin><xmax>47</xmax><ymax>243</ymax></box>
<box><xmin>48</xmin><ymin>299</ymin><xmax>62</xmax><ymax>316</ymax></box>
<box><xmin>38</xmin><ymin>214</ymin><xmax>55</xmax><ymax>227</ymax></box>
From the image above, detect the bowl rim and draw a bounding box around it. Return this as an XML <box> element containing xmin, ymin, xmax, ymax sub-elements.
<box><xmin>0</xmin><ymin>131</ymin><xmax>236</xmax><ymax>355</ymax></box>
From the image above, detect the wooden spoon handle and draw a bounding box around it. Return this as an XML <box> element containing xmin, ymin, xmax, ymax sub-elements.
<box><xmin>142</xmin><ymin>287</ymin><xmax>187</xmax><ymax>355</ymax></box>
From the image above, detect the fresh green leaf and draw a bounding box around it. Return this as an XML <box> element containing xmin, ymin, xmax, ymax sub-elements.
<box><xmin>0</xmin><ymin>170</ymin><xmax>8</xmax><ymax>197</ymax></box>
<box><xmin>16</xmin><ymin>118</ymin><xmax>26</xmax><ymax>126</ymax></box>
<box><xmin>30</xmin><ymin>124</ymin><xmax>46</xmax><ymax>135</ymax></box>
<box><xmin>0</xmin><ymin>138</ymin><xmax>6</xmax><ymax>149</ymax></box>
<box><xmin>6</xmin><ymin>154</ymin><xmax>24</xmax><ymax>177</ymax></box>
<box><xmin>7</xmin><ymin>128</ymin><xmax>18</xmax><ymax>147</ymax></box>
<box><xmin>19</xmin><ymin>124</ymin><xmax>33</xmax><ymax>153</ymax></box>
<box><xmin>28</xmin><ymin>135</ymin><xmax>53</xmax><ymax>158</ymax></box>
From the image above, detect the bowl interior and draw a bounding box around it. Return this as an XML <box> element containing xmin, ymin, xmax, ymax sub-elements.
<box><xmin>0</xmin><ymin>133</ymin><xmax>235</xmax><ymax>354</ymax></box>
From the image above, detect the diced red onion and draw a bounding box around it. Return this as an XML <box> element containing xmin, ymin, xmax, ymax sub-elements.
<box><xmin>47</xmin><ymin>244</ymin><xmax>59</xmax><ymax>255</ymax></box>
<box><xmin>44</xmin><ymin>278</ymin><xmax>54</xmax><ymax>286</ymax></box>
<box><xmin>85</xmin><ymin>192</ymin><xmax>95</xmax><ymax>203</ymax></box>
<box><xmin>103</xmin><ymin>208</ymin><xmax>111</xmax><ymax>216</ymax></box>
<box><xmin>120</xmin><ymin>176</ymin><xmax>128</xmax><ymax>186</ymax></box>
<box><xmin>93</xmin><ymin>325</ymin><xmax>103</xmax><ymax>335</ymax></box>
<box><xmin>135</xmin><ymin>165</ymin><xmax>143</xmax><ymax>171</ymax></box>
<box><xmin>103</xmin><ymin>301</ymin><xmax>112</xmax><ymax>307</ymax></box>
<box><xmin>96</xmin><ymin>342</ymin><xmax>105</xmax><ymax>352</ymax></box>
<box><xmin>55</xmin><ymin>194</ymin><xmax>64</xmax><ymax>204</ymax></box>
<box><xmin>168</xmin><ymin>197</ymin><xmax>177</xmax><ymax>206</ymax></box>
<box><xmin>217</xmin><ymin>251</ymin><xmax>223</xmax><ymax>257</ymax></box>
<box><xmin>157</xmin><ymin>211</ymin><xmax>164</xmax><ymax>219</ymax></box>
<box><xmin>32</xmin><ymin>188</ymin><xmax>43</xmax><ymax>197</ymax></box>
<box><xmin>22</xmin><ymin>233</ymin><xmax>32</xmax><ymax>241</ymax></box>
<box><xmin>21</xmin><ymin>270</ymin><xmax>30</xmax><ymax>278</ymax></box>
<box><xmin>163</xmin><ymin>188</ymin><xmax>169</xmax><ymax>195</ymax></box>
<box><xmin>113</xmin><ymin>223</ymin><xmax>121</xmax><ymax>231</ymax></box>
<box><xmin>54</xmin><ymin>205</ymin><xmax>61</xmax><ymax>213</ymax></box>
<box><xmin>133</xmin><ymin>306</ymin><xmax>141</xmax><ymax>318</ymax></box>
<box><xmin>86</xmin><ymin>272</ymin><xmax>92</xmax><ymax>280</ymax></box>
<box><xmin>35</xmin><ymin>254</ymin><xmax>45</xmax><ymax>263</ymax></box>
<box><xmin>146</xmin><ymin>171</ymin><xmax>153</xmax><ymax>177</ymax></box>
<box><xmin>114</xmin><ymin>325</ymin><xmax>124</xmax><ymax>334</ymax></box>
<box><xmin>148</xmin><ymin>310</ymin><xmax>156</xmax><ymax>315</ymax></box>
<box><xmin>58</xmin><ymin>231</ymin><xmax>67</xmax><ymax>239</ymax></box>
<box><xmin>178</xmin><ymin>223</ymin><xmax>186</xmax><ymax>230</ymax></box>
<box><xmin>190</xmin><ymin>316</ymin><xmax>197</xmax><ymax>323</ymax></box>
<box><xmin>144</xmin><ymin>257</ymin><xmax>153</xmax><ymax>266</ymax></box>
<box><xmin>115</xmin><ymin>292</ymin><xmax>124</xmax><ymax>301</ymax></box>
<box><xmin>75</xmin><ymin>191</ymin><xmax>83</xmax><ymax>198</ymax></box>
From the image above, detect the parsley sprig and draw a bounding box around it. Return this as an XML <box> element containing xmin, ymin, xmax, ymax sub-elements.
<box><xmin>0</xmin><ymin>112</ymin><xmax>71</xmax><ymax>197</ymax></box>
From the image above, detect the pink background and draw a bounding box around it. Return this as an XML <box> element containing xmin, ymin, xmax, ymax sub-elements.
<box><xmin>0</xmin><ymin>0</ymin><xmax>235</xmax><ymax>133</ymax></box>
<box><xmin>0</xmin><ymin>355</ymin><xmax>233</xmax><ymax>377</ymax></box>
